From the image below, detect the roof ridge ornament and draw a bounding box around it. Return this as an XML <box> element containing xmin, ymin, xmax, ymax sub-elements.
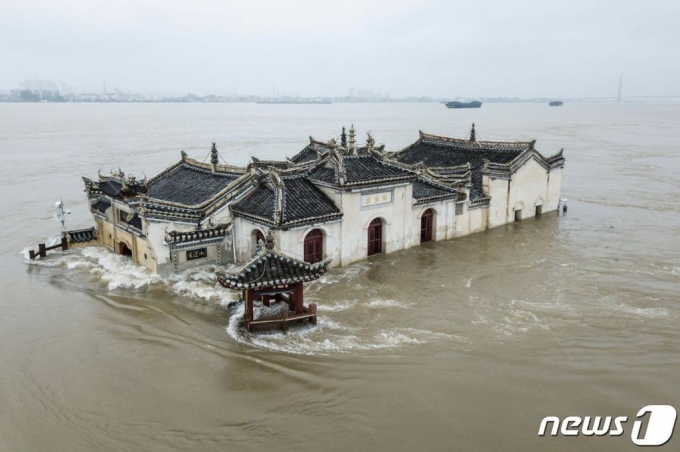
<box><xmin>267</xmin><ymin>167</ymin><xmax>285</xmax><ymax>226</ymax></box>
<box><xmin>210</xmin><ymin>142</ymin><xmax>219</xmax><ymax>174</ymax></box>
<box><xmin>366</xmin><ymin>131</ymin><xmax>375</xmax><ymax>153</ymax></box>
<box><xmin>329</xmin><ymin>147</ymin><xmax>345</xmax><ymax>186</ymax></box>
<box><xmin>348</xmin><ymin>124</ymin><xmax>356</xmax><ymax>155</ymax></box>
<box><xmin>264</xmin><ymin>231</ymin><xmax>276</xmax><ymax>250</ymax></box>
<box><xmin>340</xmin><ymin>127</ymin><xmax>347</xmax><ymax>148</ymax></box>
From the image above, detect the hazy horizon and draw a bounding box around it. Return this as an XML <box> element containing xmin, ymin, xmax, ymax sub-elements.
<box><xmin>3</xmin><ymin>0</ymin><xmax>679</xmax><ymax>98</ymax></box>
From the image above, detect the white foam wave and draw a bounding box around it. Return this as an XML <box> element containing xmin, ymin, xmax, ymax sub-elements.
<box><xmin>23</xmin><ymin>245</ymin><xmax>237</xmax><ymax>305</ymax></box>
<box><xmin>366</xmin><ymin>299</ymin><xmax>411</xmax><ymax>309</ymax></box>
<box><xmin>316</xmin><ymin>300</ymin><xmax>357</xmax><ymax>312</ymax></box>
<box><xmin>225</xmin><ymin>304</ymin><xmax>453</xmax><ymax>355</ymax></box>
<box><xmin>619</xmin><ymin>304</ymin><xmax>669</xmax><ymax>318</ymax></box>
<box><xmin>20</xmin><ymin>235</ymin><xmax>67</xmax><ymax>266</ymax></box>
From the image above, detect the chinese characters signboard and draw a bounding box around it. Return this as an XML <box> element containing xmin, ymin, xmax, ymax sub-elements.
<box><xmin>186</xmin><ymin>248</ymin><xmax>208</xmax><ymax>261</ymax></box>
<box><xmin>361</xmin><ymin>191</ymin><xmax>392</xmax><ymax>209</ymax></box>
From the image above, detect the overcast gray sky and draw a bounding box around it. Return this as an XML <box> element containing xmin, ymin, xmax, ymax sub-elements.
<box><xmin>2</xmin><ymin>0</ymin><xmax>679</xmax><ymax>98</ymax></box>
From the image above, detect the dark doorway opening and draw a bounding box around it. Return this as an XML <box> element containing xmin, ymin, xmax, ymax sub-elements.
<box><xmin>514</xmin><ymin>209</ymin><xmax>522</xmax><ymax>222</ymax></box>
<box><xmin>304</xmin><ymin>229</ymin><xmax>323</xmax><ymax>263</ymax></box>
<box><xmin>420</xmin><ymin>209</ymin><xmax>434</xmax><ymax>243</ymax></box>
<box><xmin>119</xmin><ymin>242</ymin><xmax>133</xmax><ymax>258</ymax></box>
<box><xmin>536</xmin><ymin>205</ymin><xmax>543</xmax><ymax>216</ymax></box>
<box><xmin>367</xmin><ymin>218</ymin><xmax>383</xmax><ymax>256</ymax></box>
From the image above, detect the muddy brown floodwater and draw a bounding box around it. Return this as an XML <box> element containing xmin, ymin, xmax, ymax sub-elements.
<box><xmin>1</xmin><ymin>102</ymin><xmax>679</xmax><ymax>451</ymax></box>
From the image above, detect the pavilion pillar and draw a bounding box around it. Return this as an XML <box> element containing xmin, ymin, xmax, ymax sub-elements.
<box><xmin>262</xmin><ymin>295</ymin><xmax>270</xmax><ymax>307</ymax></box>
<box><xmin>244</xmin><ymin>289</ymin><xmax>254</xmax><ymax>324</ymax></box>
<box><xmin>295</xmin><ymin>282</ymin><xmax>304</xmax><ymax>314</ymax></box>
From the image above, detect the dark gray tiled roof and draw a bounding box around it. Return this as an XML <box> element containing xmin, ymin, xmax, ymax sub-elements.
<box><xmin>307</xmin><ymin>155</ymin><xmax>414</xmax><ymax>187</ymax></box>
<box><xmin>129</xmin><ymin>214</ymin><xmax>142</xmax><ymax>230</ymax></box>
<box><xmin>232</xmin><ymin>184</ymin><xmax>276</xmax><ymax>220</ymax></box>
<box><xmin>412</xmin><ymin>179</ymin><xmax>458</xmax><ymax>204</ymax></box>
<box><xmin>282</xmin><ymin>178</ymin><xmax>341</xmax><ymax>224</ymax></box>
<box><xmin>146</xmin><ymin>164</ymin><xmax>240</xmax><ymax>206</ymax></box>
<box><xmin>99</xmin><ymin>180</ymin><xmax>123</xmax><ymax>197</ymax></box>
<box><xmin>68</xmin><ymin>227</ymin><xmax>97</xmax><ymax>243</ymax></box>
<box><xmin>394</xmin><ymin>135</ymin><xmax>531</xmax><ymax>204</ymax></box>
<box><xmin>395</xmin><ymin>141</ymin><xmax>519</xmax><ymax>168</ymax></box>
<box><xmin>290</xmin><ymin>146</ymin><xmax>321</xmax><ymax>164</ymax></box>
<box><xmin>217</xmin><ymin>251</ymin><xmax>331</xmax><ymax>289</ymax></box>
<box><xmin>92</xmin><ymin>198</ymin><xmax>111</xmax><ymax>213</ymax></box>
<box><xmin>231</xmin><ymin>175</ymin><xmax>342</xmax><ymax>228</ymax></box>
<box><xmin>344</xmin><ymin>156</ymin><xmax>413</xmax><ymax>184</ymax></box>
<box><xmin>306</xmin><ymin>166</ymin><xmax>336</xmax><ymax>184</ymax></box>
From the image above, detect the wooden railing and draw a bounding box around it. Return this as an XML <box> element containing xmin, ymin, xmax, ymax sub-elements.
<box><xmin>246</xmin><ymin>303</ymin><xmax>317</xmax><ymax>332</ymax></box>
<box><xmin>29</xmin><ymin>237</ymin><xmax>68</xmax><ymax>259</ymax></box>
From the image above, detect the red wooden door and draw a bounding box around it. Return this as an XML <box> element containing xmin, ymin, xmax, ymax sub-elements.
<box><xmin>304</xmin><ymin>229</ymin><xmax>323</xmax><ymax>263</ymax></box>
<box><xmin>367</xmin><ymin>219</ymin><xmax>383</xmax><ymax>256</ymax></box>
<box><xmin>420</xmin><ymin>209</ymin><xmax>434</xmax><ymax>243</ymax></box>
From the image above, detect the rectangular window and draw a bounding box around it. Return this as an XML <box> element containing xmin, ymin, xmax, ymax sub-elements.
<box><xmin>118</xmin><ymin>209</ymin><xmax>130</xmax><ymax>224</ymax></box>
<box><xmin>455</xmin><ymin>204</ymin><xmax>463</xmax><ymax>215</ymax></box>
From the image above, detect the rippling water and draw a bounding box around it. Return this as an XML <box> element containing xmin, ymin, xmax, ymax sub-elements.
<box><xmin>1</xmin><ymin>102</ymin><xmax>679</xmax><ymax>451</ymax></box>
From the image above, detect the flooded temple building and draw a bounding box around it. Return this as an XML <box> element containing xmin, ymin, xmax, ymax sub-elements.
<box><xmin>82</xmin><ymin>124</ymin><xmax>565</xmax><ymax>274</ymax></box>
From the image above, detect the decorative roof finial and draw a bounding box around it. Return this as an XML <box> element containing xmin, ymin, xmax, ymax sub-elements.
<box><xmin>265</xmin><ymin>231</ymin><xmax>275</xmax><ymax>251</ymax></box>
<box><xmin>210</xmin><ymin>142</ymin><xmax>219</xmax><ymax>165</ymax></box>
<box><xmin>340</xmin><ymin>127</ymin><xmax>347</xmax><ymax>148</ymax></box>
<box><xmin>470</xmin><ymin>123</ymin><xmax>476</xmax><ymax>142</ymax></box>
<box><xmin>366</xmin><ymin>131</ymin><xmax>375</xmax><ymax>152</ymax></box>
<box><xmin>348</xmin><ymin>124</ymin><xmax>356</xmax><ymax>155</ymax></box>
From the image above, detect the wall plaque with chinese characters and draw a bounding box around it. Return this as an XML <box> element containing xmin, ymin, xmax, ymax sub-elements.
<box><xmin>361</xmin><ymin>191</ymin><xmax>392</xmax><ymax>209</ymax></box>
<box><xmin>186</xmin><ymin>248</ymin><xmax>207</xmax><ymax>261</ymax></box>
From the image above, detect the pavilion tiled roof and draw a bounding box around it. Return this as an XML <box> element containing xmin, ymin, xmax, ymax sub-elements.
<box><xmin>216</xmin><ymin>250</ymin><xmax>331</xmax><ymax>290</ymax></box>
<box><xmin>231</xmin><ymin>171</ymin><xmax>342</xmax><ymax>228</ymax></box>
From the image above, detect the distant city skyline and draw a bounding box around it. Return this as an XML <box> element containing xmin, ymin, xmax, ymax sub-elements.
<box><xmin>1</xmin><ymin>1</ymin><xmax>678</xmax><ymax>99</ymax></box>
<box><xmin>4</xmin><ymin>77</ymin><xmax>680</xmax><ymax>102</ymax></box>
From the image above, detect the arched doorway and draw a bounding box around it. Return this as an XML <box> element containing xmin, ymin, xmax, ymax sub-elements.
<box><xmin>367</xmin><ymin>218</ymin><xmax>383</xmax><ymax>256</ymax></box>
<box><xmin>119</xmin><ymin>242</ymin><xmax>132</xmax><ymax>258</ymax></box>
<box><xmin>420</xmin><ymin>209</ymin><xmax>434</xmax><ymax>243</ymax></box>
<box><xmin>252</xmin><ymin>230</ymin><xmax>265</xmax><ymax>255</ymax></box>
<box><xmin>304</xmin><ymin>229</ymin><xmax>323</xmax><ymax>263</ymax></box>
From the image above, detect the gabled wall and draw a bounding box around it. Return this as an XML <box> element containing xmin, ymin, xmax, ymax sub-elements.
<box><xmin>487</xmin><ymin>158</ymin><xmax>564</xmax><ymax>228</ymax></box>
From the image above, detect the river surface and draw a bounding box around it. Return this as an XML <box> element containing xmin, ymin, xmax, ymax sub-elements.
<box><xmin>1</xmin><ymin>102</ymin><xmax>679</xmax><ymax>451</ymax></box>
